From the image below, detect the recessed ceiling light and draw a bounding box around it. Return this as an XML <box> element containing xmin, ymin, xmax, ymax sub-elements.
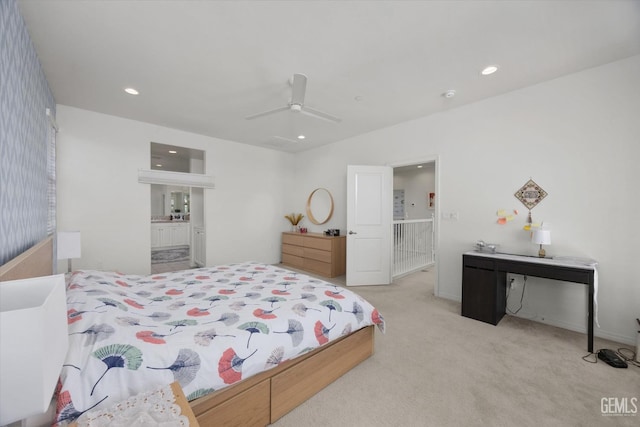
<box><xmin>156</xmin><ymin>164</ymin><xmax>162</xmax><ymax>167</ymax></box>
<box><xmin>124</xmin><ymin>87</ymin><xmax>139</xmax><ymax>95</ymax></box>
<box><xmin>168</xmin><ymin>150</ymin><xmax>177</xmax><ymax>154</ymax></box>
<box><xmin>297</xmin><ymin>135</ymin><xmax>305</xmax><ymax>140</ymax></box>
<box><xmin>481</xmin><ymin>65</ymin><xmax>499</xmax><ymax>76</ymax></box>
<box><xmin>417</xmin><ymin>165</ymin><xmax>423</xmax><ymax>168</ymax></box>
<box><xmin>443</xmin><ymin>90</ymin><xmax>456</xmax><ymax>99</ymax></box>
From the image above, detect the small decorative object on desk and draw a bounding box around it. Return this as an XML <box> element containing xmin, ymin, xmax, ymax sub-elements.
<box><xmin>531</xmin><ymin>226</ymin><xmax>551</xmax><ymax>258</ymax></box>
<box><xmin>475</xmin><ymin>240</ymin><xmax>498</xmax><ymax>253</ymax></box>
<box><xmin>284</xmin><ymin>213</ymin><xmax>304</xmax><ymax>232</ymax></box>
<box><xmin>72</xmin><ymin>382</ymin><xmax>198</xmax><ymax>427</ymax></box>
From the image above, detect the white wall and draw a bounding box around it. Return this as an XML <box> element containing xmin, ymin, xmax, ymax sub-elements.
<box><xmin>292</xmin><ymin>55</ymin><xmax>640</xmax><ymax>345</ymax></box>
<box><xmin>56</xmin><ymin>106</ymin><xmax>294</xmax><ymax>274</ymax></box>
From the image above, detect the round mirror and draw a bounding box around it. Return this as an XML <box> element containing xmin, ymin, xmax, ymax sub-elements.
<box><xmin>306</xmin><ymin>188</ymin><xmax>334</xmax><ymax>225</ymax></box>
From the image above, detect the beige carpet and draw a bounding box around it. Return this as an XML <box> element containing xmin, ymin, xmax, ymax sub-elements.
<box><xmin>272</xmin><ymin>268</ymin><xmax>639</xmax><ymax>427</ymax></box>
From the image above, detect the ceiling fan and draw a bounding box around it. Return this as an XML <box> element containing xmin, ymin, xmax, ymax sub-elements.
<box><xmin>245</xmin><ymin>74</ymin><xmax>341</xmax><ymax>123</ymax></box>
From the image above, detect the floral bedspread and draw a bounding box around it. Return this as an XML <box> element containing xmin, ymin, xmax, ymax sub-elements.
<box><xmin>55</xmin><ymin>262</ymin><xmax>384</xmax><ymax>425</ymax></box>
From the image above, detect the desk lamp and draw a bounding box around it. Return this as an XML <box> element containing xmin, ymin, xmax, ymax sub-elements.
<box><xmin>532</xmin><ymin>228</ymin><xmax>551</xmax><ymax>257</ymax></box>
<box><xmin>0</xmin><ymin>274</ymin><xmax>68</xmax><ymax>425</ymax></box>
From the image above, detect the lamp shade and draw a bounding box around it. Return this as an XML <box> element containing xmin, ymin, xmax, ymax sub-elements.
<box><xmin>57</xmin><ymin>231</ymin><xmax>81</xmax><ymax>260</ymax></box>
<box><xmin>532</xmin><ymin>229</ymin><xmax>551</xmax><ymax>245</ymax></box>
<box><xmin>0</xmin><ymin>274</ymin><xmax>68</xmax><ymax>425</ymax></box>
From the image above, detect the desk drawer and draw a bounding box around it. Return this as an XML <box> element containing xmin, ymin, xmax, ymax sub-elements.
<box><xmin>495</xmin><ymin>260</ymin><xmax>591</xmax><ymax>284</ymax></box>
<box><xmin>464</xmin><ymin>255</ymin><xmax>495</xmax><ymax>270</ymax></box>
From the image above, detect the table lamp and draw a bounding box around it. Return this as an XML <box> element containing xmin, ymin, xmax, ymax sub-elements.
<box><xmin>57</xmin><ymin>231</ymin><xmax>81</xmax><ymax>273</ymax></box>
<box><xmin>0</xmin><ymin>274</ymin><xmax>69</xmax><ymax>425</ymax></box>
<box><xmin>532</xmin><ymin>228</ymin><xmax>551</xmax><ymax>257</ymax></box>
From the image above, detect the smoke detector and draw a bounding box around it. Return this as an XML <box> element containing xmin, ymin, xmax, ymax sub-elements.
<box><xmin>443</xmin><ymin>90</ymin><xmax>456</xmax><ymax>99</ymax></box>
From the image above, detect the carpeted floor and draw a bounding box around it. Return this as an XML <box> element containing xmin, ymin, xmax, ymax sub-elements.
<box><xmin>151</xmin><ymin>245</ymin><xmax>190</xmax><ymax>264</ymax></box>
<box><xmin>272</xmin><ymin>268</ymin><xmax>639</xmax><ymax>427</ymax></box>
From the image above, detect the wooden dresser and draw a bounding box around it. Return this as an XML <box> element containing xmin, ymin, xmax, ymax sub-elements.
<box><xmin>281</xmin><ymin>232</ymin><xmax>346</xmax><ymax>277</ymax></box>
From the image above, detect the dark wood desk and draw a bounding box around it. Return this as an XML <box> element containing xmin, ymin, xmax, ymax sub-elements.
<box><xmin>462</xmin><ymin>251</ymin><xmax>597</xmax><ymax>352</ymax></box>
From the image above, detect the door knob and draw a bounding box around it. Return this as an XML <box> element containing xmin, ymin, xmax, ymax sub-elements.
<box><xmin>348</xmin><ymin>230</ymin><xmax>357</xmax><ymax>235</ymax></box>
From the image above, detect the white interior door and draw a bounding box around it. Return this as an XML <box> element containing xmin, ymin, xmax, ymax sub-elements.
<box><xmin>346</xmin><ymin>165</ymin><xmax>393</xmax><ymax>286</ymax></box>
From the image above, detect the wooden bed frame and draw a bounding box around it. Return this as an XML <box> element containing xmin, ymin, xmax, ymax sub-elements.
<box><xmin>0</xmin><ymin>236</ymin><xmax>53</xmax><ymax>281</ymax></box>
<box><xmin>0</xmin><ymin>237</ymin><xmax>376</xmax><ymax>426</ymax></box>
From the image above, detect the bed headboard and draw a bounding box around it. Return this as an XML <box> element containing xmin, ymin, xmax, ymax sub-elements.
<box><xmin>0</xmin><ymin>236</ymin><xmax>54</xmax><ymax>281</ymax></box>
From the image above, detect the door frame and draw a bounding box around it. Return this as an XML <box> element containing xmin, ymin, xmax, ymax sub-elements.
<box><xmin>390</xmin><ymin>155</ymin><xmax>440</xmax><ymax>296</ymax></box>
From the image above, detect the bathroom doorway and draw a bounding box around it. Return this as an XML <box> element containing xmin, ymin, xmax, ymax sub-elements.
<box><xmin>149</xmin><ymin>143</ymin><xmax>206</xmax><ymax>273</ymax></box>
<box><xmin>150</xmin><ymin>184</ymin><xmax>193</xmax><ymax>273</ymax></box>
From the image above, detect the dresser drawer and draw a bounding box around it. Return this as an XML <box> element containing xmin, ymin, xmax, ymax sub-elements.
<box><xmin>303</xmin><ymin>258</ymin><xmax>332</xmax><ymax>277</ymax></box>
<box><xmin>283</xmin><ymin>234</ymin><xmax>304</xmax><ymax>246</ymax></box>
<box><xmin>282</xmin><ymin>253</ymin><xmax>304</xmax><ymax>268</ymax></box>
<box><xmin>282</xmin><ymin>244</ymin><xmax>304</xmax><ymax>257</ymax></box>
<box><xmin>303</xmin><ymin>236</ymin><xmax>332</xmax><ymax>251</ymax></box>
<box><xmin>303</xmin><ymin>247</ymin><xmax>332</xmax><ymax>263</ymax></box>
<box><xmin>281</xmin><ymin>232</ymin><xmax>345</xmax><ymax>278</ymax></box>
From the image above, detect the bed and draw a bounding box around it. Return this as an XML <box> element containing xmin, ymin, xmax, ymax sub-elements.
<box><xmin>0</xmin><ymin>237</ymin><xmax>384</xmax><ymax>426</ymax></box>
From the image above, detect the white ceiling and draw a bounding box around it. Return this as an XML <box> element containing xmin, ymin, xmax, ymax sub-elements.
<box><xmin>18</xmin><ymin>0</ymin><xmax>640</xmax><ymax>153</ymax></box>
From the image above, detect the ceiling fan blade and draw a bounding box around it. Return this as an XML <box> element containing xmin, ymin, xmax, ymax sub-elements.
<box><xmin>301</xmin><ymin>106</ymin><xmax>341</xmax><ymax>123</ymax></box>
<box><xmin>290</xmin><ymin>73</ymin><xmax>307</xmax><ymax>106</ymax></box>
<box><xmin>245</xmin><ymin>105</ymin><xmax>289</xmax><ymax>120</ymax></box>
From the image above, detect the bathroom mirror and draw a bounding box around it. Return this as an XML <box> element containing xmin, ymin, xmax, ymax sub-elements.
<box><xmin>306</xmin><ymin>188</ymin><xmax>334</xmax><ymax>225</ymax></box>
<box><xmin>150</xmin><ymin>185</ymin><xmax>190</xmax><ymax>216</ymax></box>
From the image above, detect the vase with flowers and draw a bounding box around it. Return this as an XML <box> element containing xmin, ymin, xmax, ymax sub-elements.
<box><xmin>284</xmin><ymin>213</ymin><xmax>304</xmax><ymax>232</ymax></box>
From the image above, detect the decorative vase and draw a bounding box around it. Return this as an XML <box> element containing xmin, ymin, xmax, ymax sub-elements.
<box><xmin>291</xmin><ymin>225</ymin><xmax>298</xmax><ymax>232</ymax></box>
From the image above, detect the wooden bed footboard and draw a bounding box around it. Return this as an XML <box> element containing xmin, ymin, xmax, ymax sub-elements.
<box><xmin>190</xmin><ymin>325</ymin><xmax>375</xmax><ymax>426</ymax></box>
<box><xmin>0</xmin><ymin>236</ymin><xmax>53</xmax><ymax>281</ymax></box>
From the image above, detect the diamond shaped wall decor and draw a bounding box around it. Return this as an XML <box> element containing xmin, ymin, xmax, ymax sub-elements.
<box><xmin>514</xmin><ymin>179</ymin><xmax>548</xmax><ymax>210</ymax></box>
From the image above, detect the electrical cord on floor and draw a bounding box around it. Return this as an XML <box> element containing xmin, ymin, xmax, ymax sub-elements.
<box><xmin>506</xmin><ymin>275</ymin><xmax>527</xmax><ymax>315</ymax></box>
<box><xmin>505</xmin><ymin>278</ymin><xmax>638</xmax><ymax>367</ymax></box>
<box><xmin>616</xmin><ymin>347</ymin><xmax>640</xmax><ymax>368</ymax></box>
<box><xmin>582</xmin><ymin>349</ymin><xmax>603</xmax><ymax>363</ymax></box>
<box><xmin>582</xmin><ymin>348</ymin><xmax>640</xmax><ymax>367</ymax></box>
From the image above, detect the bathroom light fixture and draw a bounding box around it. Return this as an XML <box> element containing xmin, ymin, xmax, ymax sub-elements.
<box><xmin>481</xmin><ymin>65</ymin><xmax>499</xmax><ymax>76</ymax></box>
<box><xmin>124</xmin><ymin>87</ymin><xmax>139</xmax><ymax>95</ymax></box>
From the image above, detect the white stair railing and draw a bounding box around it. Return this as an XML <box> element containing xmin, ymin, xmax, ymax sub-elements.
<box><xmin>392</xmin><ymin>216</ymin><xmax>434</xmax><ymax>277</ymax></box>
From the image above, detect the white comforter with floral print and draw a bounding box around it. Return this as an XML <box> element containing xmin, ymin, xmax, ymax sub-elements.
<box><xmin>55</xmin><ymin>262</ymin><xmax>384</xmax><ymax>425</ymax></box>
